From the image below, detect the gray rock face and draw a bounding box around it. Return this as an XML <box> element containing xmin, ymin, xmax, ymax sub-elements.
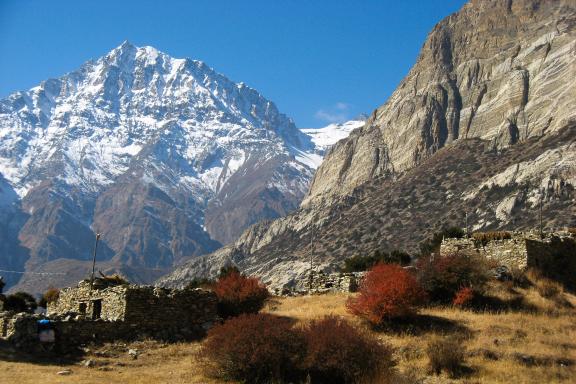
<box><xmin>159</xmin><ymin>0</ymin><xmax>576</xmax><ymax>292</ymax></box>
<box><xmin>303</xmin><ymin>0</ymin><xmax>576</xmax><ymax>207</ymax></box>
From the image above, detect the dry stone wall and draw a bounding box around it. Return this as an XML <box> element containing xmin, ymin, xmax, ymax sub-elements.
<box><xmin>440</xmin><ymin>231</ymin><xmax>576</xmax><ymax>290</ymax></box>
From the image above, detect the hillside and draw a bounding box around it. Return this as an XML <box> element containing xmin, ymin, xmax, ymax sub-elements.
<box><xmin>2</xmin><ymin>278</ymin><xmax>575</xmax><ymax>384</ymax></box>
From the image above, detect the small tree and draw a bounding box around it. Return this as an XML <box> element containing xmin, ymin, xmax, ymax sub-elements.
<box><xmin>4</xmin><ymin>292</ymin><xmax>37</xmax><ymax>313</ymax></box>
<box><xmin>38</xmin><ymin>287</ymin><xmax>60</xmax><ymax>308</ymax></box>
<box><xmin>213</xmin><ymin>271</ymin><xmax>269</xmax><ymax>318</ymax></box>
<box><xmin>347</xmin><ymin>264</ymin><xmax>427</xmax><ymax>325</ymax></box>
<box><xmin>419</xmin><ymin>227</ymin><xmax>465</xmax><ymax>255</ymax></box>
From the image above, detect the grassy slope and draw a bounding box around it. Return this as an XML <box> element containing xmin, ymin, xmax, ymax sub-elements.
<box><xmin>1</xmin><ymin>281</ymin><xmax>575</xmax><ymax>383</ymax></box>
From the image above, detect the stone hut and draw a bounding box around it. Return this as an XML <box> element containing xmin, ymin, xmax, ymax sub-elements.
<box><xmin>0</xmin><ymin>277</ymin><xmax>220</xmax><ymax>349</ymax></box>
<box><xmin>47</xmin><ymin>278</ymin><xmax>218</xmax><ymax>331</ymax></box>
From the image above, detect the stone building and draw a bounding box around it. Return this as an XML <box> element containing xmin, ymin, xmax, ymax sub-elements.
<box><xmin>1</xmin><ymin>277</ymin><xmax>219</xmax><ymax>349</ymax></box>
<box><xmin>47</xmin><ymin>278</ymin><xmax>218</xmax><ymax>330</ymax></box>
<box><xmin>440</xmin><ymin>230</ymin><xmax>576</xmax><ymax>290</ymax></box>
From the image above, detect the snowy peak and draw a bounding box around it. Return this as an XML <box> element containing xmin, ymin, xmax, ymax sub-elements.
<box><xmin>301</xmin><ymin>120</ymin><xmax>365</xmax><ymax>154</ymax></box>
<box><xmin>0</xmin><ymin>42</ymin><xmax>344</xmax><ymax>293</ymax></box>
<box><xmin>0</xmin><ymin>43</ymin><xmax>313</xmax><ymax>198</ymax></box>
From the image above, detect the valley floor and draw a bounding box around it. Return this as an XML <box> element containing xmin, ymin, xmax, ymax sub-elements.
<box><xmin>1</xmin><ymin>285</ymin><xmax>575</xmax><ymax>383</ymax></box>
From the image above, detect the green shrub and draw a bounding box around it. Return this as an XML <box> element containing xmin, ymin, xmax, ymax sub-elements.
<box><xmin>4</xmin><ymin>292</ymin><xmax>37</xmax><ymax>313</ymax></box>
<box><xmin>343</xmin><ymin>249</ymin><xmax>411</xmax><ymax>272</ymax></box>
<box><xmin>419</xmin><ymin>227</ymin><xmax>465</xmax><ymax>255</ymax></box>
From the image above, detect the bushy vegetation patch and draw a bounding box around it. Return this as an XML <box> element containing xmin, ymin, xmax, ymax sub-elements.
<box><xmin>201</xmin><ymin>314</ymin><xmax>392</xmax><ymax>384</ymax></box>
<box><xmin>213</xmin><ymin>271</ymin><xmax>269</xmax><ymax>318</ymax></box>
<box><xmin>426</xmin><ymin>335</ymin><xmax>467</xmax><ymax>377</ymax></box>
<box><xmin>347</xmin><ymin>264</ymin><xmax>427</xmax><ymax>325</ymax></box>
<box><xmin>419</xmin><ymin>227</ymin><xmax>465</xmax><ymax>255</ymax></box>
<box><xmin>343</xmin><ymin>249</ymin><xmax>411</xmax><ymax>272</ymax></box>
<box><xmin>301</xmin><ymin>315</ymin><xmax>393</xmax><ymax>384</ymax></box>
<box><xmin>472</xmin><ymin>231</ymin><xmax>512</xmax><ymax>247</ymax></box>
<box><xmin>452</xmin><ymin>287</ymin><xmax>475</xmax><ymax>307</ymax></box>
<box><xmin>4</xmin><ymin>292</ymin><xmax>37</xmax><ymax>313</ymax></box>
<box><xmin>38</xmin><ymin>287</ymin><xmax>60</xmax><ymax>308</ymax></box>
<box><xmin>417</xmin><ymin>253</ymin><xmax>490</xmax><ymax>304</ymax></box>
<box><xmin>200</xmin><ymin>313</ymin><xmax>304</xmax><ymax>383</ymax></box>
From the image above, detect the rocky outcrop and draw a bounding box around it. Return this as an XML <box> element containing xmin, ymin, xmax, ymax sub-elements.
<box><xmin>303</xmin><ymin>0</ymin><xmax>576</xmax><ymax>207</ymax></box>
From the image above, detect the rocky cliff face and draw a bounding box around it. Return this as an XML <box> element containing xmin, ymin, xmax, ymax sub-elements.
<box><xmin>303</xmin><ymin>0</ymin><xmax>576</xmax><ymax>206</ymax></box>
<box><xmin>159</xmin><ymin>0</ymin><xmax>576</xmax><ymax>291</ymax></box>
<box><xmin>0</xmin><ymin>43</ymin><xmax>350</xmax><ymax>293</ymax></box>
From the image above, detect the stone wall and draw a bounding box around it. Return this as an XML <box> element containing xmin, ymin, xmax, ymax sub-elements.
<box><xmin>440</xmin><ymin>231</ymin><xmax>576</xmax><ymax>290</ymax></box>
<box><xmin>526</xmin><ymin>235</ymin><xmax>576</xmax><ymax>291</ymax></box>
<box><xmin>308</xmin><ymin>271</ymin><xmax>365</xmax><ymax>294</ymax></box>
<box><xmin>2</xmin><ymin>284</ymin><xmax>219</xmax><ymax>350</ymax></box>
<box><xmin>48</xmin><ymin>281</ymin><xmax>128</xmax><ymax>321</ymax></box>
<box><xmin>48</xmin><ymin>281</ymin><xmax>218</xmax><ymax>334</ymax></box>
<box><xmin>124</xmin><ymin>287</ymin><xmax>217</xmax><ymax>332</ymax></box>
<box><xmin>440</xmin><ymin>233</ymin><xmax>529</xmax><ymax>269</ymax></box>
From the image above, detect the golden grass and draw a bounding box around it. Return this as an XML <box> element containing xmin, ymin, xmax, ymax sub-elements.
<box><xmin>1</xmin><ymin>283</ymin><xmax>575</xmax><ymax>383</ymax></box>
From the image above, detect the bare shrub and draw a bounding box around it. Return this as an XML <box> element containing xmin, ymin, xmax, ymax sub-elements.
<box><xmin>302</xmin><ymin>315</ymin><xmax>394</xmax><ymax>383</ymax></box>
<box><xmin>200</xmin><ymin>313</ymin><xmax>304</xmax><ymax>383</ymax></box>
<box><xmin>427</xmin><ymin>335</ymin><xmax>466</xmax><ymax>377</ymax></box>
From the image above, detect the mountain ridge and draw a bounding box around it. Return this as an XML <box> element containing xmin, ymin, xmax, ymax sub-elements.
<box><xmin>0</xmin><ymin>42</ymin><xmax>357</xmax><ymax>293</ymax></box>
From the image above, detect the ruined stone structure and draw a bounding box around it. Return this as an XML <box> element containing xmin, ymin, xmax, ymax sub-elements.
<box><xmin>47</xmin><ymin>279</ymin><xmax>218</xmax><ymax>332</ymax></box>
<box><xmin>309</xmin><ymin>271</ymin><xmax>365</xmax><ymax>294</ymax></box>
<box><xmin>1</xmin><ymin>278</ymin><xmax>219</xmax><ymax>350</ymax></box>
<box><xmin>440</xmin><ymin>231</ymin><xmax>576</xmax><ymax>290</ymax></box>
<box><xmin>274</xmin><ymin>271</ymin><xmax>365</xmax><ymax>296</ymax></box>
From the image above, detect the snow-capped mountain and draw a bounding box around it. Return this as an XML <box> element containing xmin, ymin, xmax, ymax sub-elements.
<box><xmin>302</xmin><ymin>120</ymin><xmax>365</xmax><ymax>155</ymax></box>
<box><xmin>0</xmin><ymin>42</ymin><xmax>348</xmax><ymax>293</ymax></box>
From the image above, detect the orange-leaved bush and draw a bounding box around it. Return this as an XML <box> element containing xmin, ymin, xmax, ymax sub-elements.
<box><xmin>213</xmin><ymin>271</ymin><xmax>269</xmax><ymax>318</ymax></box>
<box><xmin>452</xmin><ymin>287</ymin><xmax>475</xmax><ymax>307</ymax></box>
<box><xmin>302</xmin><ymin>315</ymin><xmax>393</xmax><ymax>383</ymax></box>
<box><xmin>201</xmin><ymin>313</ymin><xmax>304</xmax><ymax>383</ymax></box>
<box><xmin>347</xmin><ymin>263</ymin><xmax>427</xmax><ymax>325</ymax></box>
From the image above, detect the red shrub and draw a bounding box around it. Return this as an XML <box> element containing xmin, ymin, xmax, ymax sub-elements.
<box><xmin>302</xmin><ymin>316</ymin><xmax>393</xmax><ymax>383</ymax></box>
<box><xmin>453</xmin><ymin>287</ymin><xmax>475</xmax><ymax>307</ymax></box>
<box><xmin>213</xmin><ymin>271</ymin><xmax>269</xmax><ymax>317</ymax></box>
<box><xmin>416</xmin><ymin>253</ymin><xmax>489</xmax><ymax>303</ymax></box>
<box><xmin>200</xmin><ymin>313</ymin><xmax>304</xmax><ymax>383</ymax></box>
<box><xmin>347</xmin><ymin>263</ymin><xmax>427</xmax><ymax>325</ymax></box>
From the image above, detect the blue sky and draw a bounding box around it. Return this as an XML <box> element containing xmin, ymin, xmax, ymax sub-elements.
<box><xmin>0</xmin><ymin>0</ymin><xmax>467</xmax><ymax>127</ymax></box>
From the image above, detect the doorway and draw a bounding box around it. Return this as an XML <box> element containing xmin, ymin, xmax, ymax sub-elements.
<box><xmin>92</xmin><ymin>299</ymin><xmax>102</xmax><ymax>320</ymax></box>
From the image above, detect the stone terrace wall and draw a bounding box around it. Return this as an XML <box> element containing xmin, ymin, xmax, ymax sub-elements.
<box><xmin>440</xmin><ymin>232</ymin><xmax>576</xmax><ymax>281</ymax></box>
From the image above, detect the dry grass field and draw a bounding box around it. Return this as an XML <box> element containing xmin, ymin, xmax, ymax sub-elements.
<box><xmin>1</xmin><ymin>279</ymin><xmax>575</xmax><ymax>384</ymax></box>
